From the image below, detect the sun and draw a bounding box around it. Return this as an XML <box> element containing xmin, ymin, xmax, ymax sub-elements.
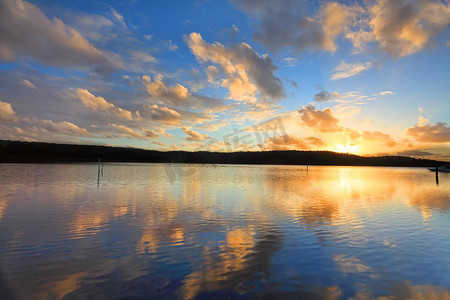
<box><xmin>334</xmin><ymin>143</ymin><xmax>361</xmax><ymax>155</ymax></box>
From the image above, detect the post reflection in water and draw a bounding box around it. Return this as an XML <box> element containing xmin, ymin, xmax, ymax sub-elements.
<box><xmin>0</xmin><ymin>164</ymin><xmax>449</xmax><ymax>299</ymax></box>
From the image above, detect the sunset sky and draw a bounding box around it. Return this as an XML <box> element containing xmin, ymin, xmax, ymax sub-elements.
<box><xmin>0</xmin><ymin>0</ymin><xmax>449</xmax><ymax>159</ymax></box>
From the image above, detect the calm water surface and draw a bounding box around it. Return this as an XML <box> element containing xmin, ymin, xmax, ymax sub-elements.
<box><xmin>0</xmin><ymin>163</ymin><xmax>449</xmax><ymax>299</ymax></box>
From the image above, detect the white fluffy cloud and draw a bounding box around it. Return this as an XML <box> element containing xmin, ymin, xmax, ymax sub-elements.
<box><xmin>0</xmin><ymin>0</ymin><xmax>113</xmax><ymax>73</ymax></box>
<box><xmin>185</xmin><ymin>32</ymin><xmax>284</xmax><ymax>103</ymax></box>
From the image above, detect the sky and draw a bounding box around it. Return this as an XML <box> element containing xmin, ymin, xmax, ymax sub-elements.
<box><xmin>0</xmin><ymin>0</ymin><xmax>449</xmax><ymax>159</ymax></box>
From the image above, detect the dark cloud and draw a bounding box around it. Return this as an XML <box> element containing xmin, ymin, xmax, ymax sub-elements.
<box><xmin>313</xmin><ymin>89</ymin><xmax>340</xmax><ymax>102</ymax></box>
<box><xmin>0</xmin><ymin>0</ymin><xmax>113</xmax><ymax>74</ymax></box>
<box><xmin>397</xmin><ymin>150</ymin><xmax>434</xmax><ymax>157</ymax></box>
<box><xmin>231</xmin><ymin>0</ymin><xmax>359</xmax><ymax>53</ymax></box>
<box><xmin>142</xmin><ymin>104</ymin><xmax>182</xmax><ymax>125</ymax></box>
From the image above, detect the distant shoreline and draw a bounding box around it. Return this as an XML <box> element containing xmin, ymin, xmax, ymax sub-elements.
<box><xmin>0</xmin><ymin>140</ymin><xmax>447</xmax><ymax>167</ymax></box>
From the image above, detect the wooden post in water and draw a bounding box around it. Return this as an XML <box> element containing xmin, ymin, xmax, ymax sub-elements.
<box><xmin>435</xmin><ymin>166</ymin><xmax>439</xmax><ymax>185</ymax></box>
<box><xmin>98</xmin><ymin>157</ymin><xmax>101</xmax><ymax>184</ymax></box>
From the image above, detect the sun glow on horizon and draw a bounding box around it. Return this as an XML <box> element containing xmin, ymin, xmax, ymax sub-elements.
<box><xmin>333</xmin><ymin>143</ymin><xmax>361</xmax><ymax>155</ymax></box>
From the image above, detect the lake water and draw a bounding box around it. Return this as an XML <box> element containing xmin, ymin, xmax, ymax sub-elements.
<box><xmin>0</xmin><ymin>163</ymin><xmax>449</xmax><ymax>299</ymax></box>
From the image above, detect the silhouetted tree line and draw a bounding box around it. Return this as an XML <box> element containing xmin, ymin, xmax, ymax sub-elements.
<box><xmin>0</xmin><ymin>140</ymin><xmax>446</xmax><ymax>166</ymax></box>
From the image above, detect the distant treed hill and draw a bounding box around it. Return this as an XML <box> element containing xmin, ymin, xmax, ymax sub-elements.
<box><xmin>0</xmin><ymin>140</ymin><xmax>446</xmax><ymax>166</ymax></box>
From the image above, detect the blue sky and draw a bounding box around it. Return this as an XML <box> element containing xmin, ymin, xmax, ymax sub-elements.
<box><xmin>0</xmin><ymin>0</ymin><xmax>449</xmax><ymax>159</ymax></box>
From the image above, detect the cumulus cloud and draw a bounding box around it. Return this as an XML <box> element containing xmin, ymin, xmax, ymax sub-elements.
<box><xmin>370</xmin><ymin>0</ymin><xmax>450</xmax><ymax>57</ymax></box>
<box><xmin>185</xmin><ymin>32</ymin><xmax>284</xmax><ymax>103</ymax></box>
<box><xmin>265</xmin><ymin>134</ymin><xmax>309</xmax><ymax>150</ymax></box>
<box><xmin>297</xmin><ymin>105</ymin><xmax>343</xmax><ymax>132</ymax></box>
<box><xmin>0</xmin><ymin>0</ymin><xmax>113</xmax><ymax>74</ymax></box>
<box><xmin>361</xmin><ymin>131</ymin><xmax>396</xmax><ymax>147</ymax></box>
<box><xmin>406</xmin><ymin>118</ymin><xmax>450</xmax><ymax>143</ymax></box>
<box><xmin>142</xmin><ymin>104</ymin><xmax>182</xmax><ymax>125</ymax></box>
<box><xmin>233</xmin><ymin>0</ymin><xmax>450</xmax><ymax>58</ymax></box>
<box><xmin>0</xmin><ymin>100</ymin><xmax>17</xmax><ymax>122</ymax></box>
<box><xmin>331</xmin><ymin>61</ymin><xmax>373</xmax><ymax>80</ymax></box>
<box><xmin>182</xmin><ymin>127</ymin><xmax>209</xmax><ymax>141</ymax></box>
<box><xmin>143</xmin><ymin>74</ymin><xmax>190</xmax><ymax>103</ymax></box>
<box><xmin>76</xmin><ymin>89</ymin><xmax>133</xmax><ymax>120</ymax></box>
<box><xmin>232</xmin><ymin>0</ymin><xmax>360</xmax><ymax>53</ymax></box>
<box><xmin>142</xmin><ymin>74</ymin><xmax>232</xmax><ymax>111</ymax></box>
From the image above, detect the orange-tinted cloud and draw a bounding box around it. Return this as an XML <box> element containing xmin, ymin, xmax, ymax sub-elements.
<box><xmin>305</xmin><ymin>136</ymin><xmax>325</xmax><ymax>146</ymax></box>
<box><xmin>143</xmin><ymin>74</ymin><xmax>190</xmax><ymax>103</ymax></box>
<box><xmin>182</xmin><ymin>127</ymin><xmax>209</xmax><ymax>142</ymax></box>
<box><xmin>361</xmin><ymin>130</ymin><xmax>396</xmax><ymax>147</ymax></box>
<box><xmin>370</xmin><ymin>0</ymin><xmax>450</xmax><ymax>57</ymax></box>
<box><xmin>185</xmin><ymin>32</ymin><xmax>284</xmax><ymax>102</ymax></box>
<box><xmin>233</xmin><ymin>0</ymin><xmax>450</xmax><ymax>58</ymax></box>
<box><xmin>265</xmin><ymin>134</ymin><xmax>310</xmax><ymax>150</ymax></box>
<box><xmin>406</xmin><ymin>119</ymin><xmax>450</xmax><ymax>143</ymax></box>
<box><xmin>40</xmin><ymin>120</ymin><xmax>89</xmax><ymax>136</ymax></box>
<box><xmin>0</xmin><ymin>100</ymin><xmax>17</xmax><ymax>122</ymax></box>
<box><xmin>297</xmin><ymin>105</ymin><xmax>343</xmax><ymax>132</ymax></box>
<box><xmin>76</xmin><ymin>89</ymin><xmax>133</xmax><ymax>120</ymax></box>
<box><xmin>110</xmin><ymin>124</ymin><xmax>145</xmax><ymax>139</ymax></box>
